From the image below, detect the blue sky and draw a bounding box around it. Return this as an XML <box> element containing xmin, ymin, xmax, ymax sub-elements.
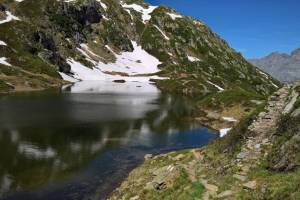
<box><xmin>146</xmin><ymin>0</ymin><xmax>300</xmax><ymax>58</ymax></box>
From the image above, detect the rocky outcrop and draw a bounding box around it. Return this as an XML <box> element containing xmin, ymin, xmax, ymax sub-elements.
<box><xmin>271</xmin><ymin>132</ymin><xmax>300</xmax><ymax>171</ymax></box>
<box><xmin>61</xmin><ymin>1</ymin><xmax>102</xmax><ymax>26</ymax></box>
<box><xmin>48</xmin><ymin>0</ymin><xmax>102</xmax><ymax>42</ymax></box>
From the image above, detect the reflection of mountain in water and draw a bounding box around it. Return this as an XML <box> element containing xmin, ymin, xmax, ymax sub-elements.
<box><xmin>0</xmin><ymin>81</ymin><xmax>215</xmax><ymax>199</ymax></box>
<box><xmin>62</xmin><ymin>81</ymin><xmax>161</xmax><ymax>122</ymax></box>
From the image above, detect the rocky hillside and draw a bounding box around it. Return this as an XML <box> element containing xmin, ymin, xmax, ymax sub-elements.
<box><xmin>109</xmin><ymin>83</ymin><xmax>300</xmax><ymax>200</ymax></box>
<box><xmin>0</xmin><ymin>0</ymin><xmax>279</xmax><ymax>98</ymax></box>
<box><xmin>250</xmin><ymin>48</ymin><xmax>300</xmax><ymax>83</ymax></box>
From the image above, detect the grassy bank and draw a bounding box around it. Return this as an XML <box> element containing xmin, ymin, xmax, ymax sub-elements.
<box><xmin>109</xmin><ymin>84</ymin><xmax>300</xmax><ymax>200</ymax></box>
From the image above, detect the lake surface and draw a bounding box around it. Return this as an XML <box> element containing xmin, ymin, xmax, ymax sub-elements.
<box><xmin>0</xmin><ymin>81</ymin><xmax>217</xmax><ymax>200</ymax></box>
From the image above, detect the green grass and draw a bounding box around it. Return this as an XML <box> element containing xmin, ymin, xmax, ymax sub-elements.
<box><xmin>144</xmin><ymin>169</ymin><xmax>205</xmax><ymax>200</ymax></box>
<box><xmin>238</xmin><ymin>168</ymin><xmax>300</xmax><ymax>200</ymax></box>
<box><xmin>197</xmin><ymin>88</ymin><xmax>265</xmax><ymax>109</ymax></box>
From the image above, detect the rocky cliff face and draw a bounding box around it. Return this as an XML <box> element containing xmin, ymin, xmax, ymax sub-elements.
<box><xmin>249</xmin><ymin>48</ymin><xmax>300</xmax><ymax>83</ymax></box>
<box><xmin>0</xmin><ymin>0</ymin><xmax>279</xmax><ymax>97</ymax></box>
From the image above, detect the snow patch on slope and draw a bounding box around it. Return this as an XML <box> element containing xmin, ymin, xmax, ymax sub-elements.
<box><xmin>207</xmin><ymin>80</ymin><xmax>224</xmax><ymax>91</ymax></box>
<box><xmin>219</xmin><ymin>128</ymin><xmax>232</xmax><ymax>137</ymax></box>
<box><xmin>96</xmin><ymin>0</ymin><xmax>108</xmax><ymax>11</ymax></box>
<box><xmin>121</xmin><ymin>1</ymin><xmax>157</xmax><ymax>23</ymax></box>
<box><xmin>60</xmin><ymin>40</ymin><xmax>166</xmax><ymax>82</ymax></box>
<box><xmin>0</xmin><ymin>57</ymin><xmax>11</xmax><ymax>66</ymax></box>
<box><xmin>98</xmin><ymin>41</ymin><xmax>162</xmax><ymax>75</ymax></box>
<box><xmin>59</xmin><ymin>72</ymin><xmax>79</xmax><ymax>83</ymax></box>
<box><xmin>0</xmin><ymin>11</ymin><xmax>20</xmax><ymax>24</ymax></box>
<box><xmin>0</xmin><ymin>41</ymin><xmax>7</xmax><ymax>46</ymax></box>
<box><xmin>63</xmin><ymin>58</ymin><xmax>163</xmax><ymax>83</ymax></box>
<box><xmin>167</xmin><ymin>12</ymin><xmax>182</xmax><ymax>20</ymax></box>
<box><xmin>153</xmin><ymin>25</ymin><xmax>170</xmax><ymax>40</ymax></box>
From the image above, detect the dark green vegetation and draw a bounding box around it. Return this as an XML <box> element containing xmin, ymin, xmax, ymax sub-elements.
<box><xmin>0</xmin><ymin>0</ymin><xmax>279</xmax><ymax>100</ymax></box>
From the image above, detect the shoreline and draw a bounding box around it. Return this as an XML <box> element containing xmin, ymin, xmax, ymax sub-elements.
<box><xmin>108</xmin><ymin>84</ymin><xmax>300</xmax><ymax>200</ymax></box>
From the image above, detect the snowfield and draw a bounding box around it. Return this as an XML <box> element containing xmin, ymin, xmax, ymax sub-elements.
<box><xmin>61</xmin><ymin>41</ymin><xmax>166</xmax><ymax>83</ymax></box>
<box><xmin>98</xmin><ymin>41</ymin><xmax>162</xmax><ymax>75</ymax></box>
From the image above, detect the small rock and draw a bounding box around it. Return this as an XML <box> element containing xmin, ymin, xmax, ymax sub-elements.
<box><xmin>201</xmin><ymin>179</ymin><xmax>218</xmax><ymax>193</ymax></box>
<box><xmin>113</xmin><ymin>79</ymin><xmax>126</xmax><ymax>83</ymax></box>
<box><xmin>130</xmin><ymin>195</ymin><xmax>140</xmax><ymax>200</ymax></box>
<box><xmin>237</xmin><ymin>152</ymin><xmax>248</xmax><ymax>159</ymax></box>
<box><xmin>173</xmin><ymin>154</ymin><xmax>185</xmax><ymax>161</ymax></box>
<box><xmin>153</xmin><ymin>181</ymin><xmax>166</xmax><ymax>190</ymax></box>
<box><xmin>243</xmin><ymin>181</ymin><xmax>257</xmax><ymax>190</ymax></box>
<box><xmin>255</xmin><ymin>144</ymin><xmax>261</xmax><ymax>149</ymax></box>
<box><xmin>144</xmin><ymin>154</ymin><xmax>153</xmax><ymax>160</ymax></box>
<box><xmin>262</xmin><ymin>138</ymin><xmax>269</xmax><ymax>144</ymax></box>
<box><xmin>144</xmin><ymin>182</ymin><xmax>154</xmax><ymax>190</ymax></box>
<box><xmin>241</xmin><ymin>165</ymin><xmax>250</xmax><ymax>174</ymax></box>
<box><xmin>217</xmin><ymin>190</ymin><xmax>233</xmax><ymax>198</ymax></box>
<box><xmin>233</xmin><ymin>174</ymin><xmax>247</xmax><ymax>182</ymax></box>
<box><xmin>191</xmin><ymin>149</ymin><xmax>204</xmax><ymax>160</ymax></box>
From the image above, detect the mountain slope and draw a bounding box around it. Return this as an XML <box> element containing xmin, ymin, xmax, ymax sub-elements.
<box><xmin>0</xmin><ymin>0</ymin><xmax>279</xmax><ymax>98</ymax></box>
<box><xmin>249</xmin><ymin>48</ymin><xmax>300</xmax><ymax>83</ymax></box>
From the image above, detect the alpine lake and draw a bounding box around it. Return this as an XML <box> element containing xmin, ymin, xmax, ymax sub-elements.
<box><xmin>0</xmin><ymin>81</ymin><xmax>217</xmax><ymax>200</ymax></box>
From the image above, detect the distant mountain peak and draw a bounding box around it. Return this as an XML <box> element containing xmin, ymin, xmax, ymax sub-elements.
<box><xmin>291</xmin><ymin>48</ymin><xmax>300</xmax><ymax>60</ymax></box>
<box><xmin>249</xmin><ymin>47</ymin><xmax>300</xmax><ymax>82</ymax></box>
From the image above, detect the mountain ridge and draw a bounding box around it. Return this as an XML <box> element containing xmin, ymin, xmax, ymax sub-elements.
<box><xmin>249</xmin><ymin>47</ymin><xmax>300</xmax><ymax>82</ymax></box>
<box><xmin>0</xmin><ymin>0</ymin><xmax>279</xmax><ymax>103</ymax></box>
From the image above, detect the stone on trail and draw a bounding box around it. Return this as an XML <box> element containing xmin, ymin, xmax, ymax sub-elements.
<box><xmin>236</xmin><ymin>152</ymin><xmax>248</xmax><ymax>159</ymax></box>
<box><xmin>217</xmin><ymin>190</ymin><xmax>233</xmax><ymax>198</ymax></box>
<box><xmin>243</xmin><ymin>180</ymin><xmax>257</xmax><ymax>190</ymax></box>
<box><xmin>173</xmin><ymin>153</ymin><xmax>185</xmax><ymax>161</ymax></box>
<box><xmin>233</xmin><ymin>174</ymin><xmax>247</xmax><ymax>182</ymax></box>
<box><xmin>144</xmin><ymin>154</ymin><xmax>153</xmax><ymax>160</ymax></box>
<box><xmin>129</xmin><ymin>195</ymin><xmax>140</xmax><ymax>200</ymax></box>
<box><xmin>200</xmin><ymin>179</ymin><xmax>218</xmax><ymax>192</ymax></box>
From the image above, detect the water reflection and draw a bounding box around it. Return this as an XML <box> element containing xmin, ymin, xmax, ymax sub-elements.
<box><xmin>0</xmin><ymin>81</ymin><xmax>216</xmax><ymax>200</ymax></box>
